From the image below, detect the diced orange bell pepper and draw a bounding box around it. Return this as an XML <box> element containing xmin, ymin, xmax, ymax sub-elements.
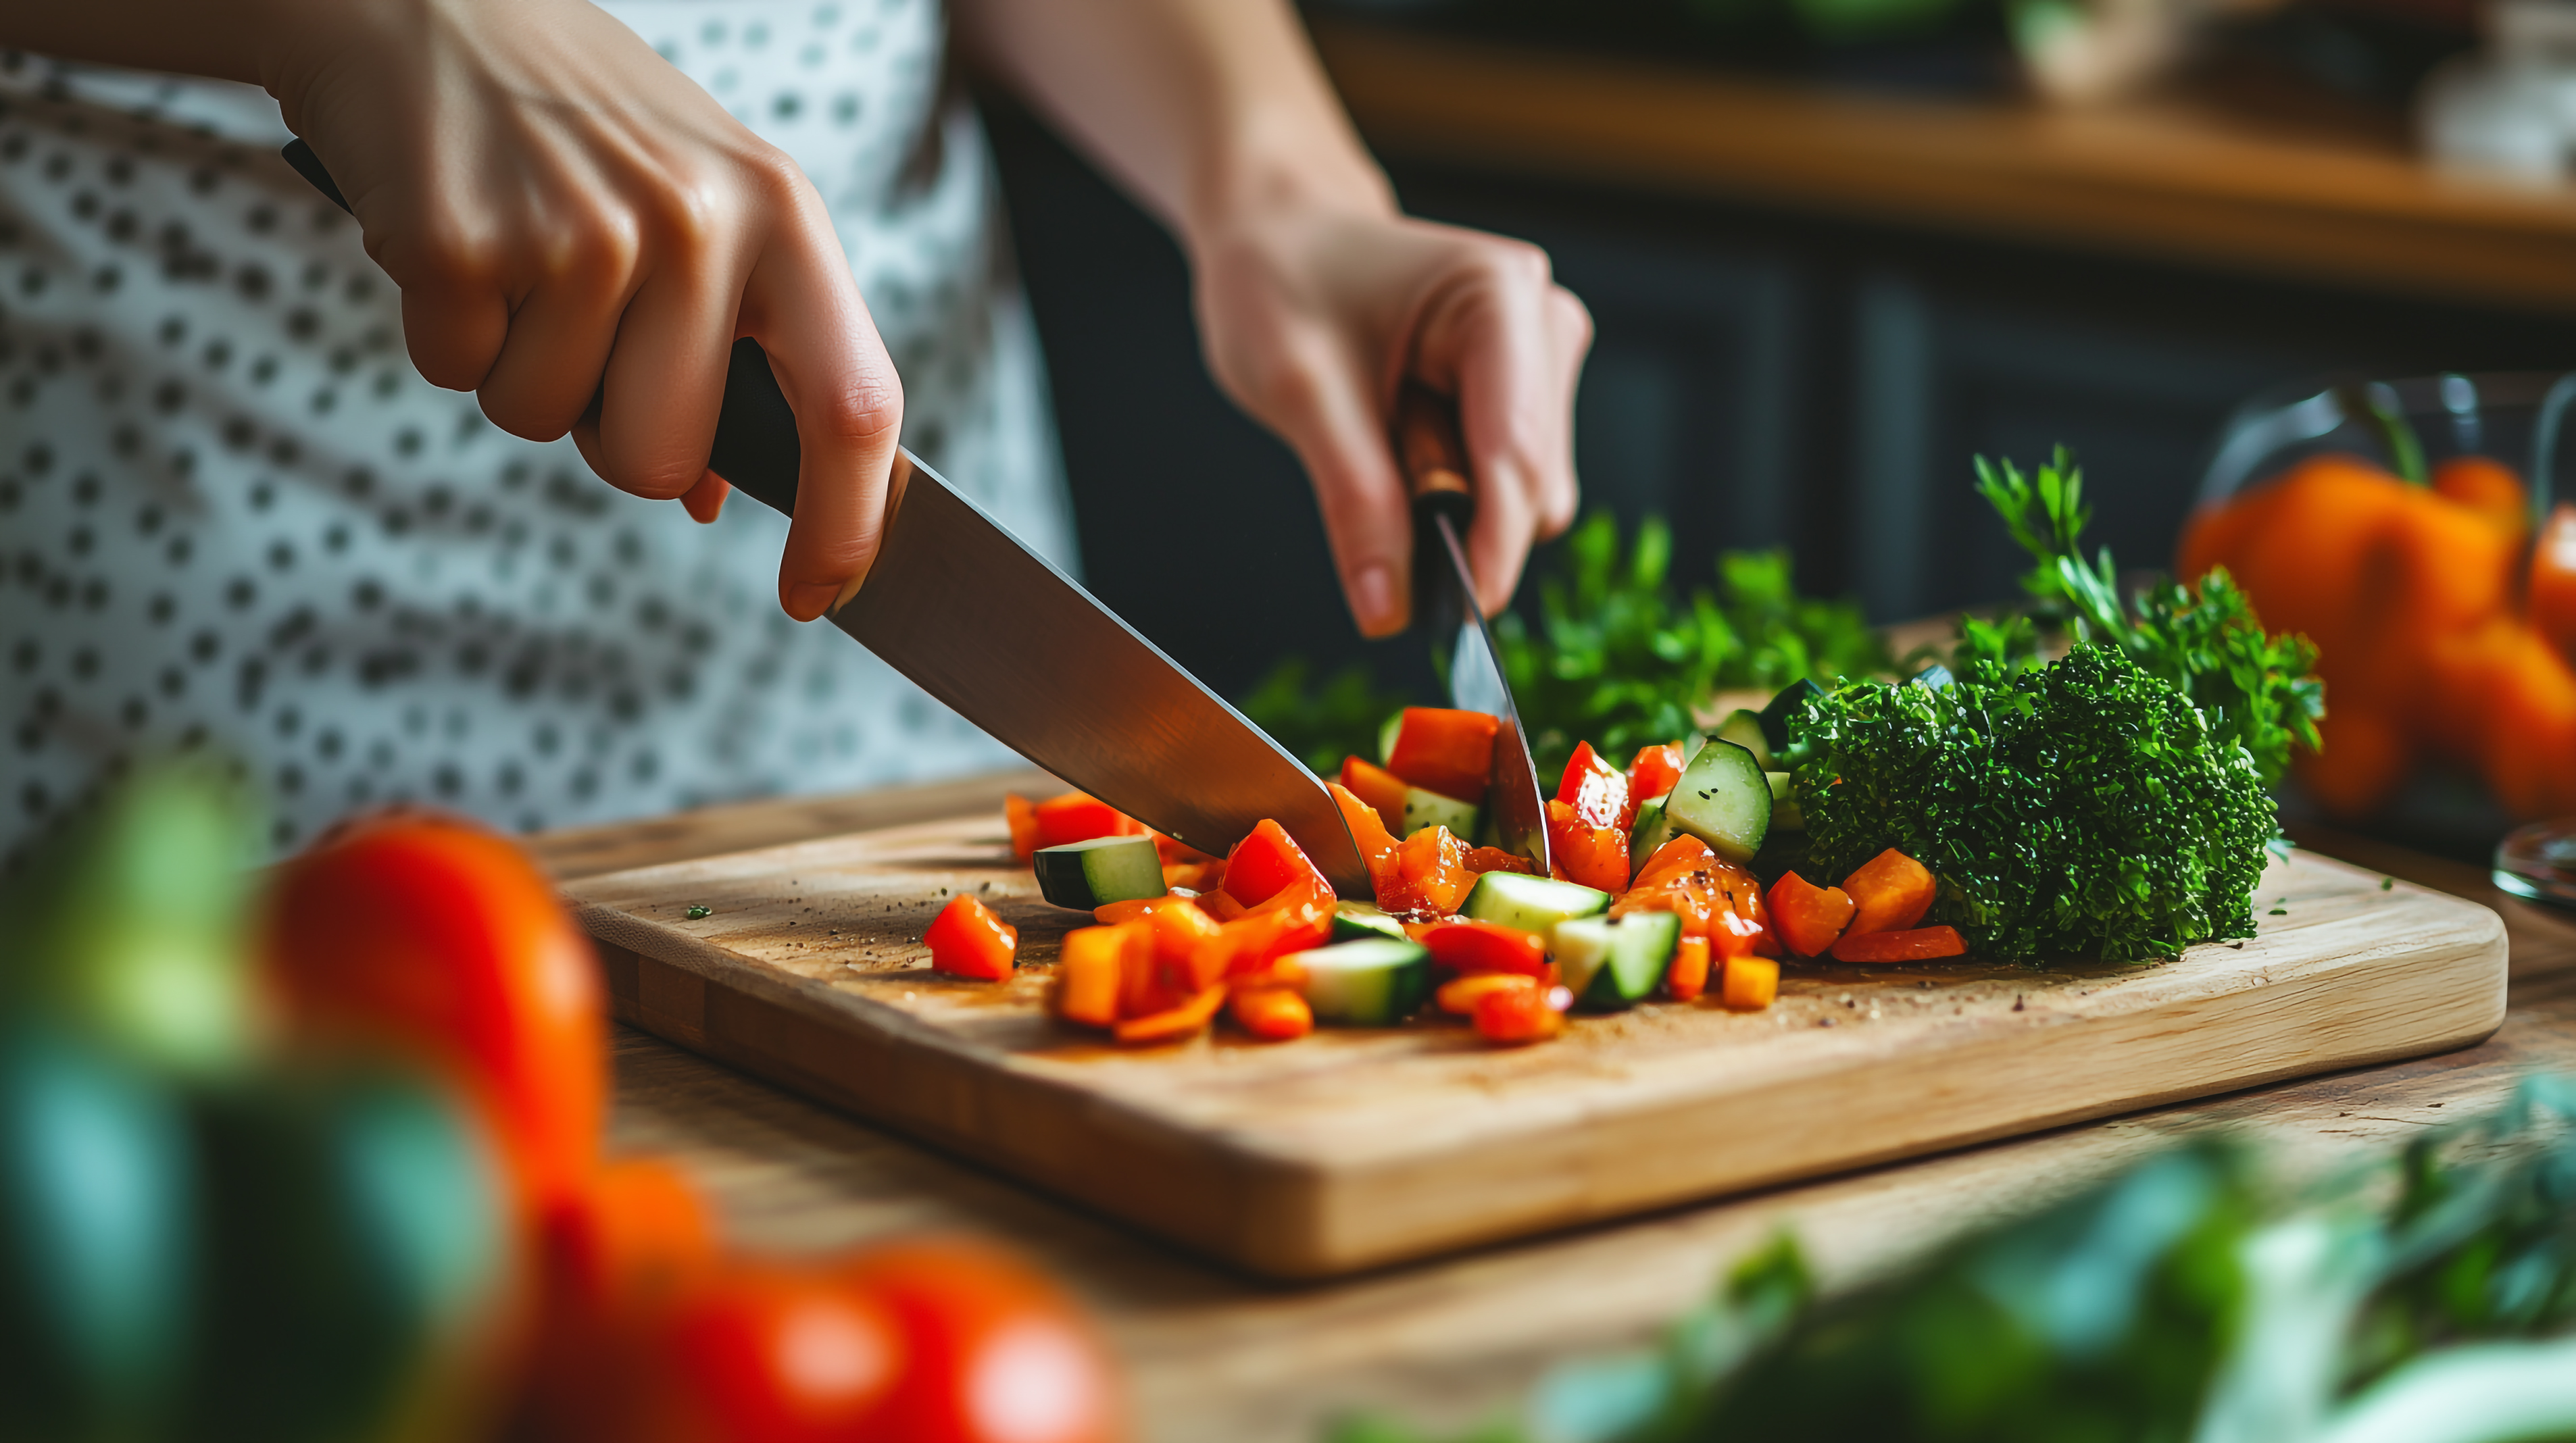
<box><xmin>1418</xmin><ymin>919</ymin><xmax>1548</xmax><ymax>976</ymax></box>
<box><xmin>1555</xmin><ymin>740</ymin><xmax>1631</xmax><ymax>830</ymax></box>
<box><xmin>1195</xmin><ymin>888</ymin><xmax>1247</xmax><ymax>923</ymax></box>
<box><xmin>1194</xmin><ymin>886</ymin><xmax>1333</xmax><ymax>982</ymax></box>
<box><xmin>1092</xmin><ymin>895</ymin><xmax>1175</xmax><ymax>926</ymax></box>
<box><xmin>1666</xmin><ymin>934</ymin><xmax>1712</xmax><ymax>1003</ymax></box>
<box><xmin>1110</xmin><ymin>918</ymin><xmax>1185</xmax><ymax>1019</ymax></box>
<box><xmin>924</xmin><ymin>894</ymin><xmax>1017</xmax><ymax>981</ymax></box>
<box><xmin>1841</xmin><ymin>848</ymin><xmax>1937</xmax><ymax>934</ymax></box>
<box><xmin>1327</xmin><ymin>781</ymin><xmax>1402</xmax><ymax>905</ymax></box>
<box><xmin>1720</xmin><ymin>955</ymin><xmax>1779</xmax><ymax>1009</ymax></box>
<box><xmin>1005</xmin><ymin>794</ymin><xmax>1041</xmax><ymax>863</ymax></box>
<box><xmin>1386</xmin><ymin>707</ymin><xmax>1499</xmax><ymax>804</ymax></box>
<box><xmin>1114</xmin><ymin>984</ymin><xmax>1227</xmax><ymax>1046</ymax></box>
<box><xmin>1031</xmin><ymin>792</ymin><xmax>1142</xmax><ymax>851</ymax></box>
<box><xmin>1162</xmin><ymin>858</ymin><xmax>1225</xmax><ymax>892</ymax></box>
<box><xmin>1222</xmin><ymin>818</ymin><xmax>1332</xmax><ymax>908</ymax></box>
<box><xmin>1474</xmin><ymin>982</ymin><xmax>1567</xmax><ymax>1043</ymax></box>
<box><xmin>1229</xmin><ymin>985</ymin><xmax>1314</xmax><ymax>1041</ymax></box>
<box><xmin>2433</xmin><ymin>455</ymin><xmax>2529</xmax><ymax>541</ymax></box>
<box><xmin>1627</xmin><ymin>742</ymin><xmax>1685</xmax><ymax>809</ymax></box>
<box><xmin>1148</xmin><ymin>899</ymin><xmax>1230</xmax><ymax>990</ymax></box>
<box><xmin>1830</xmin><ymin>925</ymin><xmax>1967</xmax><ymax>963</ymax></box>
<box><xmin>1710</xmin><ymin>906</ymin><xmax>1764</xmax><ymax>961</ymax></box>
<box><xmin>1545</xmin><ymin>799</ymin><xmax>1630</xmax><ymax>894</ymax></box>
<box><xmin>1054</xmin><ymin>925</ymin><xmax>1127</xmax><ymax>1027</ymax></box>
<box><xmin>1462</xmin><ymin>846</ymin><xmax>1536</xmax><ymax>876</ymax></box>
<box><xmin>1766</xmin><ymin>871</ymin><xmax>1856</xmax><ymax>958</ymax></box>
<box><xmin>1632</xmin><ymin>834</ymin><xmax>1716</xmax><ymax>890</ymax></box>
<box><xmin>1390</xmin><ymin>825</ymin><xmax>1475</xmax><ymax>916</ymax></box>
<box><xmin>1437</xmin><ymin>971</ymin><xmax>1537</xmax><ymax>1015</ymax></box>
<box><xmin>1338</xmin><ymin>756</ymin><xmax>1411</xmax><ymax>834</ymax></box>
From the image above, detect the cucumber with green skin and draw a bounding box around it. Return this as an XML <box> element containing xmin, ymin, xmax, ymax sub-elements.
<box><xmin>1331</xmin><ymin>901</ymin><xmax>1407</xmax><ymax>944</ymax></box>
<box><xmin>1460</xmin><ymin>871</ymin><xmax>1610</xmax><ymax>935</ymax></box>
<box><xmin>1629</xmin><ymin>794</ymin><xmax>1675</xmax><ymax>878</ymax></box>
<box><xmin>1757</xmin><ymin>678</ymin><xmax>1824</xmax><ymax>755</ymax></box>
<box><xmin>1765</xmin><ymin>771</ymin><xmax>1804</xmax><ymax>832</ymax></box>
<box><xmin>1377</xmin><ymin>713</ymin><xmax>1403</xmax><ymax>767</ymax></box>
<box><xmin>1290</xmin><ymin>939</ymin><xmax>1432</xmax><ymax>1026</ymax></box>
<box><xmin>1550</xmin><ymin>912</ymin><xmax>1682</xmax><ymax>1010</ymax></box>
<box><xmin>1666</xmin><ymin>739</ymin><xmax>1771</xmax><ymax>865</ymax></box>
<box><xmin>1712</xmin><ymin>710</ymin><xmax>1772</xmax><ymax>769</ymax></box>
<box><xmin>1400</xmin><ymin>787</ymin><xmax>1480</xmax><ymax>840</ymax></box>
<box><xmin>1032</xmin><ymin>835</ymin><xmax>1164</xmax><ymax>910</ymax></box>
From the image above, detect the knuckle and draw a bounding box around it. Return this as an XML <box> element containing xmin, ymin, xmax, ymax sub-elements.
<box><xmin>814</xmin><ymin>368</ymin><xmax>904</xmax><ymax>453</ymax></box>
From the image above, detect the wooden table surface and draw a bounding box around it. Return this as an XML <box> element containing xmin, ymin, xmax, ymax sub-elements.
<box><xmin>1308</xmin><ymin>18</ymin><xmax>2576</xmax><ymax>316</ymax></box>
<box><xmin>530</xmin><ymin>774</ymin><xmax>2576</xmax><ymax>1443</ymax></box>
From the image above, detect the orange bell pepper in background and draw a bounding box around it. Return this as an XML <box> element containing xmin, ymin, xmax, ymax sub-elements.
<box><xmin>1666</xmin><ymin>934</ymin><xmax>1712</xmax><ymax>1003</ymax></box>
<box><xmin>2532</xmin><ymin>502</ymin><xmax>2576</xmax><ymax>665</ymax></box>
<box><xmin>1327</xmin><ymin>780</ymin><xmax>1402</xmax><ymax>903</ymax></box>
<box><xmin>1765</xmin><ymin>871</ymin><xmax>1856</xmax><ymax>957</ymax></box>
<box><xmin>1830</xmin><ymin>925</ymin><xmax>1968</xmax><ymax>963</ymax></box>
<box><xmin>1545</xmin><ymin>799</ymin><xmax>1629</xmax><ymax>894</ymax></box>
<box><xmin>1473</xmin><ymin>982</ymin><xmax>1567</xmax><ymax>1043</ymax></box>
<box><xmin>1555</xmin><ymin>740</ymin><xmax>1632</xmax><ymax>830</ymax></box>
<box><xmin>1031</xmin><ymin>792</ymin><xmax>1143</xmax><ymax>851</ymax></box>
<box><xmin>925</xmin><ymin>894</ymin><xmax>1018</xmax><ymax>981</ymax></box>
<box><xmin>1223</xmin><ymin>818</ymin><xmax>1332</xmax><ymax>907</ymax></box>
<box><xmin>1338</xmin><ymin>755</ymin><xmax>1411</xmax><ymax>834</ymax></box>
<box><xmin>1386</xmin><ymin>707</ymin><xmax>1499</xmax><ymax>803</ymax></box>
<box><xmin>1055</xmin><ymin>925</ymin><xmax>1129</xmax><ymax>1028</ymax></box>
<box><xmin>1463</xmin><ymin>846</ymin><xmax>1536</xmax><ymax>876</ymax></box>
<box><xmin>2433</xmin><ymin>454</ymin><xmax>2529</xmax><ymax>540</ymax></box>
<box><xmin>1114</xmin><ymin>984</ymin><xmax>1227</xmax><ymax>1046</ymax></box>
<box><xmin>1627</xmin><ymin>742</ymin><xmax>1685</xmax><ymax>808</ymax></box>
<box><xmin>1229</xmin><ymin>985</ymin><xmax>1314</xmax><ymax>1041</ymax></box>
<box><xmin>1418</xmin><ymin>919</ymin><xmax>1549</xmax><ymax>976</ymax></box>
<box><xmin>1006</xmin><ymin>794</ymin><xmax>1041</xmax><ymax>862</ymax></box>
<box><xmin>1391</xmin><ymin>825</ymin><xmax>1475</xmax><ymax>915</ymax></box>
<box><xmin>1720</xmin><ymin>955</ymin><xmax>1779</xmax><ymax>1010</ymax></box>
<box><xmin>1841</xmin><ymin>849</ymin><xmax>1936</xmax><ymax>934</ymax></box>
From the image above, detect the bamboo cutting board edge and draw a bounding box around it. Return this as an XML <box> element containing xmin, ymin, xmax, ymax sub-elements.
<box><xmin>568</xmin><ymin>824</ymin><xmax>2508</xmax><ymax>1278</ymax></box>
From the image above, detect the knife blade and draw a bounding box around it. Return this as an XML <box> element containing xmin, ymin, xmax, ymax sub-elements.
<box><xmin>1393</xmin><ymin>386</ymin><xmax>1552</xmax><ymax>874</ymax></box>
<box><xmin>278</xmin><ymin>140</ymin><xmax>1371</xmax><ymax>896</ymax></box>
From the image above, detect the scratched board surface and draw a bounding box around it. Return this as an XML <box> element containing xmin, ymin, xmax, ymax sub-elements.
<box><xmin>568</xmin><ymin>811</ymin><xmax>2508</xmax><ymax>1277</ymax></box>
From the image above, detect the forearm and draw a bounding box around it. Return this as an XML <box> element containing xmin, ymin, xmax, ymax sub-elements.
<box><xmin>951</xmin><ymin>0</ymin><xmax>1393</xmax><ymax>252</ymax></box>
<box><xmin>0</xmin><ymin>1</ymin><xmax>280</xmax><ymax>86</ymax></box>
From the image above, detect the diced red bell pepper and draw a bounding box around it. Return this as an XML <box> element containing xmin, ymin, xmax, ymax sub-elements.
<box><xmin>1437</xmin><ymin>971</ymin><xmax>1537</xmax><ymax>1015</ymax></box>
<box><xmin>1710</xmin><ymin>906</ymin><xmax>1765</xmax><ymax>961</ymax></box>
<box><xmin>1633</xmin><ymin>834</ymin><xmax>1716</xmax><ymax>890</ymax></box>
<box><xmin>1031</xmin><ymin>791</ymin><xmax>1142</xmax><ymax>851</ymax></box>
<box><xmin>1148</xmin><ymin>899</ymin><xmax>1230</xmax><ymax>990</ymax></box>
<box><xmin>1765</xmin><ymin>871</ymin><xmax>1856</xmax><ymax>958</ymax></box>
<box><xmin>1666</xmin><ymin>934</ymin><xmax>1712</xmax><ymax>1003</ymax></box>
<box><xmin>1462</xmin><ymin>846</ymin><xmax>1536</xmax><ymax>876</ymax></box>
<box><xmin>925</xmin><ymin>894</ymin><xmax>1018</xmax><ymax>981</ymax></box>
<box><xmin>1385</xmin><ymin>707</ymin><xmax>1498</xmax><ymax>805</ymax></box>
<box><xmin>1222</xmin><ymin>818</ymin><xmax>1331</xmax><ymax>908</ymax></box>
<box><xmin>1720</xmin><ymin>955</ymin><xmax>1779</xmax><ymax>1009</ymax></box>
<box><xmin>1627</xmin><ymin>742</ymin><xmax>1685</xmax><ymax>809</ymax></box>
<box><xmin>1108</xmin><ymin>917</ymin><xmax>1186</xmax><ymax>1019</ymax></box>
<box><xmin>1338</xmin><ymin>756</ymin><xmax>1410</xmax><ymax>834</ymax></box>
<box><xmin>1005</xmin><ymin>794</ymin><xmax>1041</xmax><ymax>863</ymax></box>
<box><xmin>1555</xmin><ymin>741</ymin><xmax>1632</xmax><ymax>830</ymax></box>
<box><xmin>1829</xmin><ymin>925</ymin><xmax>1966</xmax><ymax>963</ymax></box>
<box><xmin>1474</xmin><ymin>982</ymin><xmax>1568</xmax><ymax>1044</ymax></box>
<box><xmin>1418</xmin><ymin>919</ymin><xmax>1549</xmax><ymax>977</ymax></box>
<box><xmin>1545</xmin><ymin>799</ymin><xmax>1630</xmax><ymax>894</ymax></box>
<box><xmin>1114</xmin><ymin>984</ymin><xmax>1226</xmax><ymax>1046</ymax></box>
<box><xmin>1327</xmin><ymin>781</ymin><xmax>1402</xmax><ymax>906</ymax></box>
<box><xmin>1842</xmin><ymin>848</ymin><xmax>1937</xmax><ymax>934</ymax></box>
<box><xmin>1229</xmin><ymin>985</ymin><xmax>1313</xmax><ymax>1041</ymax></box>
<box><xmin>1391</xmin><ymin>825</ymin><xmax>1475</xmax><ymax>916</ymax></box>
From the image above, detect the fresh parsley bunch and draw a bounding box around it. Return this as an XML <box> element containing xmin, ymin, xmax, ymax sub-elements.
<box><xmin>1788</xmin><ymin>644</ymin><xmax>2275</xmax><ymax>962</ymax></box>
<box><xmin>1973</xmin><ymin>449</ymin><xmax>2323</xmax><ymax>786</ymax></box>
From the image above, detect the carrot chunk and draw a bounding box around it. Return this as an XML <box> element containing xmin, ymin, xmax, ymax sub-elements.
<box><xmin>1765</xmin><ymin>871</ymin><xmax>1856</xmax><ymax>958</ymax></box>
<box><xmin>1667</xmin><ymin>934</ymin><xmax>1712</xmax><ymax>1003</ymax></box>
<box><xmin>1841</xmin><ymin>848</ymin><xmax>1937</xmax><ymax>934</ymax></box>
<box><xmin>1054</xmin><ymin>926</ymin><xmax>1127</xmax><ymax>1027</ymax></box>
<box><xmin>1720</xmin><ymin>955</ymin><xmax>1779</xmax><ymax>1009</ymax></box>
<box><xmin>1229</xmin><ymin>986</ymin><xmax>1314</xmax><ymax>1041</ymax></box>
<box><xmin>1829</xmin><ymin>925</ymin><xmax>1967</xmax><ymax>963</ymax></box>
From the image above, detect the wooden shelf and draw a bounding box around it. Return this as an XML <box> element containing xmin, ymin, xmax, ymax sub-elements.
<box><xmin>1313</xmin><ymin>19</ymin><xmax>2576</xmax><ymax>314</ymax></box>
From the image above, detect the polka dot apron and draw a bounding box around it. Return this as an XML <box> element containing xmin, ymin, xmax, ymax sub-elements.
<box><xmin>0</xmin><ymin>0</ymin><xmax>1076</xmax><ymax>862</ymax></box>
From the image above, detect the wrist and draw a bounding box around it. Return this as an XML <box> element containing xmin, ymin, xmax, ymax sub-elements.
<box><xmin>1176</xmin><ymin>112</ymin><xmax>1394</xmax><ymax>260</ymax></box>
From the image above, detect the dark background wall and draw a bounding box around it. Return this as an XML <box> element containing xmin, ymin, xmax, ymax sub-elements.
<box><xmin>979</xmin><ymin>94</ymin><xmax>2576</xmax><ymax>705</ymax></box>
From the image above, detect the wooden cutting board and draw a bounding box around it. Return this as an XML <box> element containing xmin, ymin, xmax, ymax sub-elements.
<box><xmin>566</xmin><ymin>810</ymin><xmax>2507</xmax><ymax>1279</ymax></box>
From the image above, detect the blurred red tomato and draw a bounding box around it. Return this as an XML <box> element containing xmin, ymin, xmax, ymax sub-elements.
<box><xmin>260</xmin><ymin>815</ymin><xmax>604</xmax><ymax>1227</ymax></box>
<box><xmin>623</xmin><ymin>1261</ymin><xmax>906</xmax><ymax>1443</ymax></box>
<box><xmin>847</xmin><ymin>1239</ymin><xmax>1118</xmax><ymax>1443</ymax></box>
<box><xmin>517</xmin><ymin>1156</ymin><xmax>728</xmax><ymax>1440</ymax></box>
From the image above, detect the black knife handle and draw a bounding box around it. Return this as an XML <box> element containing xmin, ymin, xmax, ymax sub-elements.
<box><xmin>280</xmin><ymin>138</ymin><xmax>804</xmax><ymax>517</ymax></box>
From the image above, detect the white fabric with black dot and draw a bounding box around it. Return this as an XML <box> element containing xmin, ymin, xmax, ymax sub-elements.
<box><xmin>0</xmin><ymin>0</ymin><xmax>1076</xmax><ymax>862</ymax></box>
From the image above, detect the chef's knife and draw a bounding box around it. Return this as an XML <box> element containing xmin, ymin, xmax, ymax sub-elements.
<box><xmin>280</xmin><ymin>140</ymin><xmax>1371</xmax><ymax>895</ymax></box>
<box><xmin>1393</xmin><ymin>386</ymin><xmax>1552</xmax><ymax>874</ymax></box>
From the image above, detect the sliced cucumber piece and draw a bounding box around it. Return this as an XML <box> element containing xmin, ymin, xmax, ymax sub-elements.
<box><xmin>1460</xmin><ymin>871</ymin><xmax>1610</xmax><ymax>934</ymax></box>
<box><xmin>1291</xmin><ymin>939</ymin><xmax>1432</xmax><ymax>1026</ymax></box>
<box><xmin>1569</xmin><ymin>911</ymin><xmax>1682</xmax><ymax>1011</ymax></box>
<box><xmin>1757</xmin><ymin>679</ymin><xmax>1824</xmax><ymax>754</ymax></box>
<box><xmin>1712</xmin><ymin>709</ymin><xmax>1772</xmax><ymax>769</ymax></box>
<box><xmin>1666</xmin><ymin>739</ymin><xmax>1771</xmax><ymax>865</ymax></box>
<box><xmin>1032</xmin><ymin>834</ymin><xmax>1164</xmax><ymax>910</ymax></box>
<box><xmin>1547</xmin><ymin>916</ymin><xmax>1616</xmax><ymax>998</ymax></box>
<box><xmin>1377</xmin><ymin>712</ymin><xmax>1403</xmax><ymax>766</ymax></box>
<box><xmin>1331</xmin><ymin>901</ymin><xmax>1406</xmax><ymax>944</ymax></box>
<box><xmin>1629</xmin><ymin>794</ymin><xmax>1675</xmax><ymax>879</ymax></box>
<box><xmin>1400</xmin><ymin>787</ymin><xmax>1480</xmax><ymax>840</ymax></box>
<box><xmin>1765</xmin><ymin>771</ymin><xmax>1804</xmax><ymax>832</ymax></box>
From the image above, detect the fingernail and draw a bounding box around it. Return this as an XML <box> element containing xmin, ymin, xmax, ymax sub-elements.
<box><xmin>1351</xmin><ymin>563</ymin><xmax>1396</xmax><ymax>632</ymax></box>
<box><xmin>784</xmin><ymin>580</ymin><xmax>839</xmax><ymax>621</ymax></box>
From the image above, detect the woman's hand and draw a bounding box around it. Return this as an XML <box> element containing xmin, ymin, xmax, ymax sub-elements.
<box><xmin>1191</xmin><ymin>203</ymin><xmax>1591</xmax><ymax>635</ymax></box>
<box><xmin>263</xmin><ymin>0</ymin><xmax>901</xmax><ymax>621</ymax></box>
